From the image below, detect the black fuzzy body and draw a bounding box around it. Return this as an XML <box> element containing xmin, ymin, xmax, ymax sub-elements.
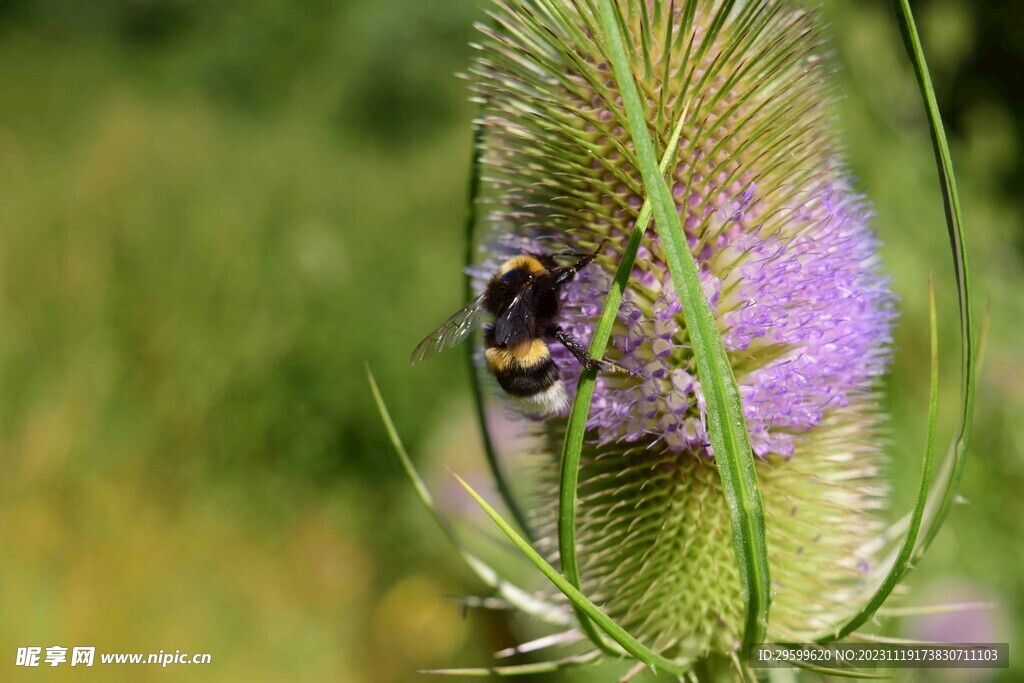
<box><xmin>481</xmin><ymin>255</ymin><xmax>564</xmax><ymax>404</ymax></box>
<box><xmin>482</xmin><ymin>257</ymin><xmax>563</xmax><ymax>347</ymax></box>
<box><xmin>478</xmin><ymin>252</ymin><xmax>598</xmax><ymax>414</ymax></box>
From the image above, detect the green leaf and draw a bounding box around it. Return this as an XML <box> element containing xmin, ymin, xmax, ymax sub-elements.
<box><xmin>366</xmin><ymin>366</ymin><xmax>569</xmax><ymax>626</ymax></box>
<box><xmin>890</xmin><ymin>0</ymin><xmax>975</xmax><ymax>554</ymax></box>
<box><xmin>597</xmin><ymin>0</ymin><xmax>771</xmax><ymax>650</ymax></box>
<box><xmin>817</xmin><ymin>279</ymin><xmax>939</xmax><ymax>642</ymax></box>
<box><xmin>452</xmin><ymin>471</ymin><xmax>689</xmax><ymax>677</ymax></box>
<box><xmin>556</xmin><ymin>103</ymin><xmax>690</xmax><ymax>655</ymax></box>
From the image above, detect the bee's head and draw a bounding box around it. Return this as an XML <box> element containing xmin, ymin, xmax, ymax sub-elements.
<box><xmin>498</xmin><ymin>267</ymin><xmax>532</xmax><ymax>286</ymax></box>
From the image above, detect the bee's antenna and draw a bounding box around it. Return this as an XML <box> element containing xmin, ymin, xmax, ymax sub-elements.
<box><xmin>550</xmin><ymin>238</ymin><xmax>609</xmax><ymax>262</ymax></box>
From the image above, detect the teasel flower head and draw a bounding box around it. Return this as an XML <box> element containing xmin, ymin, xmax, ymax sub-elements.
<box><xmin>462</xmin><ymin>0</ymin><xmax>900</xmax><ymax>675</ymax></box>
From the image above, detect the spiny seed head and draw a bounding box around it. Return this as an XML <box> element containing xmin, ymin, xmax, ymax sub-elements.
<box><xmin>470</xmin><ymin>0</ymin><xmax>896</xmax><ymax>663</ymax></box>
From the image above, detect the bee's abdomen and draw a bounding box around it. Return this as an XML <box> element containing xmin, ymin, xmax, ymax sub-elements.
<box><xmin>485</xmin><ymin>337</ymin><xmax>558</xmax><ymax>396</ymax></box>
<box><xmin>483</xmin><ymin>328</ymin><xmax>568</xmax><ymax>416</ymax></box>
<box><xmin>492</xmin><ymin>357</ymin><xmax>559</xmax><ymax>397</ymax></box>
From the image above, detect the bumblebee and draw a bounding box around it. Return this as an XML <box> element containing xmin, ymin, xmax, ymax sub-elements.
<box><xmin>411</xmin><ymin>243</ymin><xmax>628</xmax><ymax>416</ymax></box>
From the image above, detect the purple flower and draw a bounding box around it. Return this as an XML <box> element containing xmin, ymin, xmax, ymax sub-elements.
<box><xmin>557</xmin><ymin>178</ymin><xmax>894</xmax><ymax>459</ymax></box>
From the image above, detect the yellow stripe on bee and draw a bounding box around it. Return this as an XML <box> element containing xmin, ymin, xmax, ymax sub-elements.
<box><xmin>497</xmin><ymin>255</ymin><xmax>548</xmax><ymax>277</ymax></box>
<box><xmin>485</xmin><ymin>339</ymin><xmax>550</xmax><ymax>372</ymax></box>
<box><xmin>515</xmin><ymin>338</ymin><xmax>550</xmax><ymax>366</ymax></box>
<box><xmin>485</xmin><ymin>347</ymin><xmax>518</xmax><ymax>373</ymax></box>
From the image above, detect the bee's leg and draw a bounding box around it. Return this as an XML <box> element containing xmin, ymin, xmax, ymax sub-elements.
<box><xmin>549</xmin><ymin>240</ymin><xmax>609</xmax><ymax>287</ymax></box>
<box><xmin>551</xmin><ymin>254</ymin><xmax>595</xmax><ymax>286</ymax></box>
<box><xmin>550</xmin><ymin>327</ymin><xmax>633</xmax><ymax>375</ymax></box>
<box><xmin>534</xmin><ymin>252</ymin><xmax>561</xmax><ymax>272</ymax></box>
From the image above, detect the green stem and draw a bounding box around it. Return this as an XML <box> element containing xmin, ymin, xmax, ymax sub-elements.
<box><xmin>557</xmin><ymin>107</ymin><xmax>690</xmax><ymax>655</ymax></box>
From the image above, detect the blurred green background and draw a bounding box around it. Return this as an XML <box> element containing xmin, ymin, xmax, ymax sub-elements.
<box><xmin>0</xmin><ymin>0</ymin><xmax>1019</xmax><ymax>680</ymax></box>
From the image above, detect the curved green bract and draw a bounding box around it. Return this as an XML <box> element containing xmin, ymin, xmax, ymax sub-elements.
<box><xmin>556</xmin><ymin>108</ymin><xmax>689</xmax><ymax>656</ymax></box>
<box><xmin>598</xmin><ymin>0</ymin><xmax>771</xmax><ymax>651</ymax></box>
<box><xmin>367</xmin><ymin>367</ymin><xmax>570</xmax><ymax>627</ymax></box>
<box><xmin>462</xmin><ymin>118</ymin><xmax>535</xmax><ymax>542</ymax></box>
<box><xmin>817</xmin><ymin>280</ymin><xmax>939</xmax><ymax>642</ymax></box>
<box><xmin>890</xmin><ymin>0</ymin><xmax>975</xmax><ymax>553</ymax></box>
<box><xmin>453</xmin><ymin>471</ymin><xmax>689</xmax><ymax>677</ymax></box>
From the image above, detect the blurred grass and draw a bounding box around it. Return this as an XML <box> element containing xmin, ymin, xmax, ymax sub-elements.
<box><xmin>0</xmin><ymin>0</ymin><xmax>1019</xmax><ymax>681</ymax></box>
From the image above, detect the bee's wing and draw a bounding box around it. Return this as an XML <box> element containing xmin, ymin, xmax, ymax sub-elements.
<box><xmin>410</xmin><ymin>294</ymin><xmax>487</xmax><ymax>364</ymax></box>
<box><xmin>493</xmin><ymin>283</ymin><xmax>535</xmax><ymax>347</ymax></box>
